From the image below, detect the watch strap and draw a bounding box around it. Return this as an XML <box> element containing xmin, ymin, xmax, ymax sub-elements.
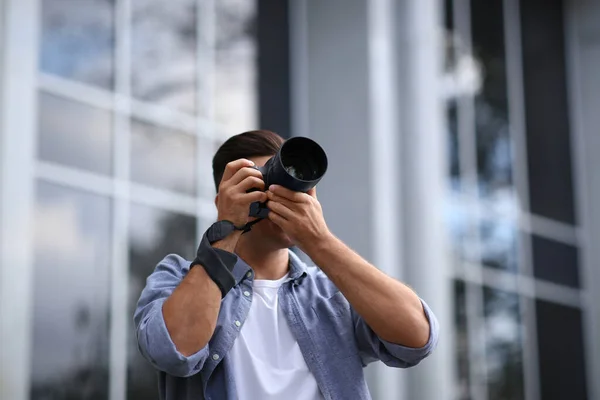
<box><xmin>206</xmin><ymin>220</ymin><xmax>247</xmax><ymax>244</ymax></box>
<box><xmin>191</xmin><ymin>232</ymin><xmax>238</xmax><ymax>298</ymax></box>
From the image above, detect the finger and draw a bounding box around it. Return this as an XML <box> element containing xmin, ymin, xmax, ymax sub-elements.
<box><xmin>241</xmin><ymin>190</ymin><xmax>268</xmax><ymax>204</ymax></box>
<box><xmin>266</xmin><ymin>200</ymin><xmax>294</xmax><ymax>220</ymax></box>
<box><xmin>220</xmin><ymin>159</ymin><xmax>256</xmax><ymax>184</ymax></box>
<box><xmin>267</xmin><ymin>210</ymin><xmax>287</xmax><ymax>227</ymax></box>
<box><xmin>228</xmin><ymin>165</ymin><xmax>263</xmax><ymax>186</ymax></box>
<box><xmin>237</xmin><ymin>176</ymin><xmax>265</xmax><ymax>192</ymax></box>
<box><xmin>307</xmin><ymin>187</ymin><xmax>317</xmax><ymax>198</ymax></box>
<box><xmin>268</xmin><ymin>184</ymin><xmax>308</xmax><ymax>203</ymax></box>
<box><xmin>266</xmin><ymin>191</ymin><xmax>297</xmax><ymax>210</ymax></box>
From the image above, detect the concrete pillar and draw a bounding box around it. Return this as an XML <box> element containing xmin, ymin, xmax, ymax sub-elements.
<box><xmin>396</xmin><ymin>1</ymin><xmax>454</xmax><ymax>400</ymax></box>
<box><xmin>0</xmin><ymin>0</ymin><xmax>39</xmax><ymax>398</ymax></box>
<box><xmin>291</xmin><ymin>0</ymin><xmax>452</xmax><ymax>399</ymax></box>
<box><xmin>290</xmin><ymin>0</ymin><xmax>404</xmax><ymax>399</ymax></box>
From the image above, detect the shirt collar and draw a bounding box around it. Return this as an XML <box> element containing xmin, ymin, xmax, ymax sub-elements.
<box><xmin>231</xmin><ymin>249</ymin><xmax>308</xmax><ymax>285</ymax></box>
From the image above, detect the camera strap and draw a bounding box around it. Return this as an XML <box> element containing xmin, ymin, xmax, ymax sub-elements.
<box><xmin>241</xmin><ymin>217</ymin><xmax>263</xmax><ymax>233</ymax></box>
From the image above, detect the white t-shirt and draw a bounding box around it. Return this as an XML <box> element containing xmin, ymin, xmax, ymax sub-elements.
<box><xmin>229</xmin><ymin>273</ymin><xmax>324</xmax><ymax>400</ymax></box>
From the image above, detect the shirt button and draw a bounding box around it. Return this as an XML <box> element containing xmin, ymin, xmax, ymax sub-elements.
<box><xmin>243</xmin><ymin>291</ymin><xmax>251</xmax><ymax>297</ymax></box>
<box><xmin>235</xmin><ymin>320</ymin><xmax>241</xmax><ymax>327</ymax></box>
<box><xmin>246</xmin><ymin>271</ymin><xmax>252</xmax><ymax>278</ymax></box>
<box><xmin>212</xmin><ymin>354</ymin><xmax>220</xmax><ymax>361</ymax></box>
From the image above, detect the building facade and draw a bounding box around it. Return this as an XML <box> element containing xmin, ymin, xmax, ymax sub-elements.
<box><xmin>1</xmin><ymin>0</ymin><xmax>599</xmax><ymax>400</ymax></box>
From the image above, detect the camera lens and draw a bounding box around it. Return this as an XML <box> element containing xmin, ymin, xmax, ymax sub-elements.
<box><xmin>280</xmin><ymin>138</ymin><xmax>327</xmax><ymax>182</ymax></box>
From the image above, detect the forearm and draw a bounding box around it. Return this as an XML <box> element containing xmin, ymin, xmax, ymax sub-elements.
<box><xmin>306</xmin><ymin>233</ymin><xmax>430</xmax><ymax>348</ymax></box>
<box><xmin>162</xmin><ymin>232</ymin><xmax>241</xmax><ymax>356</ymax></box>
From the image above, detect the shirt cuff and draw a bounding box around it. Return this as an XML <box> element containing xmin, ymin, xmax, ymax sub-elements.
<box><xmin>139</xmin><ymin>300</ymin><xmax>209</xmax><ymax>377</ymax></box>
<box><xmin>380</xmin><ymin>299</ymin><xmax>440</xmax><ymax>365</ymax></box>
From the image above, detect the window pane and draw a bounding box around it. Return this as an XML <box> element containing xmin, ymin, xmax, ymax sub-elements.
<box><xmin>454</xmin><ymin>280</ymin><xmax>471</xmax><ymax>400</ymax></box>
<box><xmin>479</xmin><ymin>219</ymin><xmax>518</xmax><ymax>272</ymax></box>
<box><xmin>447</xmin><ymin>101</ymin><xmax>461</xmax><ymax>193</ymax></box>
<box><xmin>521</xmin><ymin>0</ymin><xmax>575</xmax><ymax>224</ymax></box>
<box><xmin>131</xmin><ymin>0</ymin><xmax>197</xmax><ymax>114</ymax></box>
<box><xmin>536</xmin><ymin>300</ymin><xmax>587</xmax><ymax>400</ymax></box>
<box><xmin>130</xmin><ymin>120</ymin><xmax>197</xmax><ymax>196</ymax></box>
<box><xmin>215</xmin><ymin>0</ymin><xmax>258</xmax><ymax>137</ymax></box>
<box><xmin>127</xmin><ymin>204</ymin><xmax>197</xmax><ymax>400</ymax></box>
<box><xmin>40</xmin><ymin>0</ymin><xmax>114</xmax><ymax>89</ymax></box>
<box><xmin>30</xmin><ymin>181</ymin><xmax>111</xmax><ymax>399</ymax></box>
<box><xmin>38</xmin><ymin>92</ymin><xmax>113</xmax><ymax>175</ymax></box>
<box><xmin>532</xmin><ymin>234</ymin><xmax>580</xmax><ymax>288</ymax></box>
<box><xmin>470</xmin><ymin>0</ymin><xmax>515</xmax><ymax>207</ymax></box>
<box><xmin>483</xmin><ymin>287</ymin><xmax>524</xmax><ymax>400</ymax></box>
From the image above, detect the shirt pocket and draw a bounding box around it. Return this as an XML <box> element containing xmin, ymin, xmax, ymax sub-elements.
<box><xmin>311</xmin><ymin>291</ymin><xmax>359</xmax><ymax>359</ymax></box>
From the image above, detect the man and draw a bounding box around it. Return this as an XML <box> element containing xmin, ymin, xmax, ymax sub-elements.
<box><xmin>134</xmin><ymin>130</ymin><xmax>439</xmax><ymax>400</ymax></box>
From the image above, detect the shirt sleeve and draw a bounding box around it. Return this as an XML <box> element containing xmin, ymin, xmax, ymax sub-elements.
<box><xmin>352</xmin><ymin>299</ymin><xmax>439</xmax><ymax>368</ymax></box>
<box><xmin>133</xmin><ymin>254</ymin><xmax>209</xmax><ymax>377</ymax></box>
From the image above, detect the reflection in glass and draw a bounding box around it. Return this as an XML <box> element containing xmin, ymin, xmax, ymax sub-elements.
<box><xmin>483</xmin><ymin>287</ymin><xmax>524</xmax><ymax>400</ymax></box>
<box><xmin>447</xmin><ymin>101</ymin><xmax>460</xmax><ymax>192</ymax></box>
<box><xmin>131</xmin><ymin>0</ymin><xmax>197</xmax><ymax>113</ymax></box>
<box><xmin>38</xmin><ymin>92</ymin><xmax>113</xmax><ymax>175</ymax></box>
<box><xmin>536</xmin><ymin>300</ymin><xmax>587</xmax><ymax>400</ymax></box>
<box><xmin>30</xmin><ymin>181</ymin><xmax>111</xmax><ymax>399</ymax></box>
<box><xmin>454</xmin><ymin>280</ymin><xmax>471</xmax><ymax>400</ymax></box>
<box><xmin>470</xmin><ymin>0</ymin><xmax>515</xmax><ymax>208</ymax></box>
<box><xmin>479</xmin><ymin>219</ymin><xmax>518</xmax><ymax>272</ymax></box>
<box><xmin>130</xmin><ymin>120</ymin><xmax>197</xmax><ymax>195</ymax></box>
<box><xmin>215</xmin><ymin>0</ymin><xmax>258</xmax><ymax>136</ymax></box>
<box><xmin>127</xmin><ymin>204</ymin><xmax>198</xmax><ymax>400</ymax></box>
<box><xmin>40</xmin><ymin>0</ymin><xmax>115</xmax><ymax>88</ymax></box>
<box><xmin>532</xmin><ymin>234</ymin><xmax>580</xmax><ymax>288</ymax></box>
<box><xmin>520</xmin><ymin>0</ymin><xmax>575</xmax><ymax>225</ymax></box>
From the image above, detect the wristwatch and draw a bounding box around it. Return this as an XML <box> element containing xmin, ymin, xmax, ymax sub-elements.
<box><xmin>205</xmin><ymin>220</ymin><xmax>246</xmax><ymax>244</ymax></box>
<box><xmin>190</xmin><ymin>220</ymin><xmax>243</xmax><ymax>298</ymax></box>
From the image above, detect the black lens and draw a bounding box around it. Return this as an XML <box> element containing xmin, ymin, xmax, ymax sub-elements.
<box><xmin>280</xmin><ymin>137</ymin><xmax>327</xmax><ymax>182</ymax></box>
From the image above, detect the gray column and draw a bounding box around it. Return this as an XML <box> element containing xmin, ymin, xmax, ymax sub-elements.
<box><xmin>567</xmin><ymin>1</ymin><xmax>600</xmax><ymax>399</ymax></box>
<box><xmin>290</xmin><ymin>0</ymin><xmax>405</xmax><ymax>399</ymax></box>
<box><xmin>396</xmin><ymin>2</ymin><xmax>454</xmax><ymax>400</ymax></box>
<box><xmin>291</xmin><ymin>0</ymin><xmax>452</xmax><ymax>399</ymax></box>
<box><xmin>0</xmin><ymin>0</ymin><xmax>39</xmax><ymax>398</ymax></box>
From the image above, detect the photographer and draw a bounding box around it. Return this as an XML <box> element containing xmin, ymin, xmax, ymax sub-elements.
<box><xmin>133</xmin><ymin>130</ymin><xmax>439</xmax><ymax>400</ymax></box>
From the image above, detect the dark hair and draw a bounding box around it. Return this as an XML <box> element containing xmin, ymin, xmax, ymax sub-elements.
<box><xmin>212</xmin><ymin>130</ymin><xmax>284</xmax><ymax>192</ymax></box>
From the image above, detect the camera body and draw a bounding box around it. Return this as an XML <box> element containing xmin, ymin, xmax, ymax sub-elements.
<box><xmin>249</xmin><ymin>136</ymin><xmax>328</xmax><ymax>219</ymax></box>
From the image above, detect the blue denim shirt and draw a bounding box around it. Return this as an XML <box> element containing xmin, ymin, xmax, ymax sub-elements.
<box><xmin>134</xmin><ymin>250</ymin><xmax>439</xmax><ymax>400</ymax></box>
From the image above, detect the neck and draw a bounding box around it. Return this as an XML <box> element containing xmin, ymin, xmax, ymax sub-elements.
<box><xmin>234</xmin><ymin>237</ymin><xmax>290</xmax><ymax>281</ymax></box>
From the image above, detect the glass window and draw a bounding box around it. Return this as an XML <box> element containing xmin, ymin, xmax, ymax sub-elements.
<box><xmin>30</xmin><ymin>181</ymin><xmax>111</xmax><ymax>399</ymax></box>
<box><xmin>483</xmin><ymin>287</ymin><xmax>524</xmax><ymax>400</ymax></box>
<box><xmin>520</xmin><ymin>0</ymin><xmax>575</xmax><ymax>225</ymax></box>
<box><xmin>215</xmin><ymin>0</ymin><xmax>258</xmax><ymax>137</ymax></box>
<box><xmin>131</xmin><ymin>0</ymin><xmax>198</xmax><ymax>114</ymax></box>
<box><xmin>454</xmin><ymin>280</ymin><xmax>471</xmax><ymax>400</ymax></box>
<box><xmin>447</xmin><ymin>100</ymin><xmax>461</xmax><ymax>193</ymax></box>
<box><xmin>40</xmin><ymin>0</ymin><xmax>115</xmax><ymax>89</ymax></box>
<box><xmin>536</xmin><ymin>300</ymin><xmax>588</xmax><ymax>400</ymax></box>
<box><xmin>479</xmin><ymin>219</ymin><xmax>518</xmax><ymax>273</ymax></box>
<box><xmin>38</xmin><ymin>92</ymin><xmax>113</xmax><ymax>175</ymax></box>
<box><xmin>127</xmin><ymin>203</ymin><xmax>198</xmax><ymax>400</ymax></box>
<box><xmin>130</xmin><ymin>120</ymin><xmax>197</xmax><ymax>196</ymax></box>
<box><xmin>532</xmin><ymin>234</ymin><xmax>580</xmax><ymax>288</ymax></box>
<box><xmin>470</xmin><ymin>0</ymin><xmax>515</xmax><ymax>208</ymax></box>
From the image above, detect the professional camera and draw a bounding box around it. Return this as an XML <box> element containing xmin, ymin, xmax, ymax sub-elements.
<box><xmin>249</xmin><ymin>136</ymin><xmax>328</xmax><ymax>219</ymax></box>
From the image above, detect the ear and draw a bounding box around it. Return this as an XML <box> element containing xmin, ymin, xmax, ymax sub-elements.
<box><xmin>214</xmin><ymin>194</ymin><xmax>219</xmax><ymax>208</ymax></box>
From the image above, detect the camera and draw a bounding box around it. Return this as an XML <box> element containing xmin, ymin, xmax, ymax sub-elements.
<box><xmin>249</xmin><ymin>136</ymin><xmax>328</xmax><ymax>219</ymax></box>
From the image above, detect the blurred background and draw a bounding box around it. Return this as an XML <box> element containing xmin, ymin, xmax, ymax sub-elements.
<box><xmin>1</xmin><ymin>0</ymin><xmax>599</xmax><ymax>399</ymax></box>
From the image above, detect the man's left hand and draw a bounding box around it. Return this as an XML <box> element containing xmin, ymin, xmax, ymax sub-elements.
<box><xmin>266</xmin><ymin>185</ymin><xmax>331</xmax><ymax>251</ymax></box>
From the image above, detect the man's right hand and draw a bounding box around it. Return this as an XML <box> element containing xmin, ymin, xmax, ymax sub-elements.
<box><xmin>216</xmin><ymin>159</ymin><xmax>267</xmax><ymax>227</ymax></box>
